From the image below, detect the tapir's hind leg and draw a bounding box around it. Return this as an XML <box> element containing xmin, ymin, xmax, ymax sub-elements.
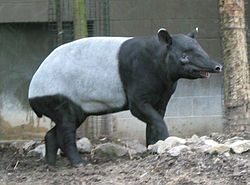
<box><xmin>52</xmin><ymin>99</ymin><xmax>87</xmax><ymax>166</ymax></box>
<box><xmin>56</xmin><ymin>121</ymin><xmax>86</xmax><ymax>166</ymax></box>
<box><xmin>45</xmin><ymin>117</ymin><xmax>86</xmax><ymax>166</ymax></box>
<box><xmin>45</xmin><ymin>126</ymin><xmax>58</xmax><ymax>166</ymax></box>
<box><xmin>29</xmin><ymin>95</ymin><xmax>86</xmax><ymax>166</ymax></box>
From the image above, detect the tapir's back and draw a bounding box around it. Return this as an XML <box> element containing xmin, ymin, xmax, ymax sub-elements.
<box><xmin>29</xmin><ymin>37</ymin><xmax>131</xmax><ymax>113</ymax></box>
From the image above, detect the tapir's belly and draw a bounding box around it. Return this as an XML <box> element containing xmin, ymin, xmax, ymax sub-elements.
<box><xmin>28</xmin><ymin>37</ymin><xmax>131</xmax><ymax>113</ymax></box>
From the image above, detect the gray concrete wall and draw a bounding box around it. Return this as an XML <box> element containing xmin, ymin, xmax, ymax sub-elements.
<box><xmin>0</xmin><ymin>0</ymin><xmax>103</xmax><ymax>24</ymax></box>
<box><xmin>0</xmin><ymin>23</ymin><xmax>51</xmax><ymax>139</ymax></box>
<box><xmin>0</xmin><ymin>0</ymin><xmax>49</xmax><ymax>23</ymax></box>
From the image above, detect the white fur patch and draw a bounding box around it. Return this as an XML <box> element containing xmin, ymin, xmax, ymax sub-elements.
<box><xmin>29</xmin><ymin>37</ymin><xmax>132</xmax><ymax>113</ymax></box>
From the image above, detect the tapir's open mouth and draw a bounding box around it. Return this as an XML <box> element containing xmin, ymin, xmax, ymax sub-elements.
<box><xmin>189</xmin><ymin>63</ymin><xmax>222</xmax><ymax>79</ymax></box>
<box><xmin>190</xmin><ymin>70</ymin><xmax>210</xmax><ymax>79</ymax></box>
<box><xmin>200</xmin><ymin>71</ymin><xmax>210</xmax><ymax>78</ymax></box>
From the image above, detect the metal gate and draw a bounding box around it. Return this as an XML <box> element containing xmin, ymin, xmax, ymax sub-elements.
<box><xmin>48</xmin><ymin>0</ymin><xmax>110</xmax><ymax>49</ymax></box>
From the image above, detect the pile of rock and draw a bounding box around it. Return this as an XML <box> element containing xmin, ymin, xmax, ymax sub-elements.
<box><xmin>25</xmin><ymin>137</ymin><xmax>94</xmax><ymax>158</ymax></box>
<box><xmin>19</xmin><ymin>135</ymin><xmax>250</xmax><ymax>160</ymax></box>
<box><xmin>92</xmin><ymin>140</ymin><xmax>147</xmax><ymax>160</ymax></box>
<box><xmin>22</xmin><ymin>137</ymin><xmax>147</xmax><ymax>159</ymax></box>
<box><xmin>148</xmin><ymin>135</ymin><xmax>250</xmax><ymax>157</ymax></box>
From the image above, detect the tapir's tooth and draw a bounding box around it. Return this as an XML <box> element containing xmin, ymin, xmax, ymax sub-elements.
<box><xmin>200</xmin><ymin>71</ymin><xmax>209</xmax><ymax>77</ymax></box>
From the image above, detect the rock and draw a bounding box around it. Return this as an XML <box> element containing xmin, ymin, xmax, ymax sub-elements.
<box><xmin>93</xmin><ymin>143</ymin><xmax>128</xmax><ymax>158</ymax></box>
<box><xmin>191</xmin><ymin>137</ymin><xmax>219</xmax><ymax>152</ymax></box>
<box><xmin>23</xmin><ymin>140</ymin><xmax>37</xmax><ymax>152</ymax></box>
<box><xmin>200</xmin><ymin>136</ymin><xmax>210</xmax><ymax>141</ymax></box>
<box><xmin>28</xmin><ymin>144</ymin><xmax>45</xmax><ymax>158</ymax></box>
<box><xmin>166</xmin><ymin>136</ymin><xmax>186</xmax><ymax>145</ymax></box>
<box><xmin>209</xmin><ymin>132</ymin><xmax>227</xmax><ymax>143</ymax></box>
<box><xmin>205</xmin><ymin>144</ymin><xmax>230</xmax><ymax>155</ymax></box>
<box><xmin>10</xmin><ymin>141</ymin><xmax>26</xmax><ymax>149</ymax></box>
<box><xmin>224</xmin><ymin>137</ymin><xmax>244</xmax><ymax>145</ymax></box>
<box><xmin>186</xmin><ymin>134</ymin><xmax>200</xmax><ymax>144</ymax></box>
<box><xmin>148</xmin><ymin>140</ymin><xmax>164</xmax><ymax>153</ymax></box>
<box><xmin>224</xmin><ymin>151</ymin><xmax>230</xmax><ymax>157</ymax></box>
<box><xmin>77</xmin><ymin>137</ymin><xmax>92</xmax><ymax>153</ymax></box>
<box><xmin>167</xmin><ymin>145</ymin><xmax>191</xmax><ymax>157</ymax></box>
<box><xmin>203</xmin><ymin>139</ymin><xmax>219</xmax><ymax>147</ymax></box>
<box><xmin>187</xmin><ymin>135</ymin><xmax>220</xmax><ymax>148</ymax></box>
<box><xmin>122</xmin><ymin>140</ymin><xmax>147</xmax><ymax>155</ymax></box>
<box><xmin>148</xmin><ymin>136</ymin><xmax>186</xmax><ymax>154</ymax></box>
<box><xmin>9</xmin><ymin>141</ymin><xmax>28</xmax><ymax>154</ymax></box>
<box><xmin>229</xmin><ymin>140</ymin><xmax>250</xmax><ymax>154</ymax></box>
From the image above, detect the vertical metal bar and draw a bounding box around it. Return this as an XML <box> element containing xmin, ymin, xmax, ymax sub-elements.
<box><xmin>105</xmin><ymin>0</ymin><xmax>110</xmax><ymax>36</ymax></box>
<box><xmin>56</xmin><ymin>0</ymin><xmax>63</xmax><ymax>46</ymax></box>
<box><xmin>94</xmin><ymin>0</ymin><xmax>97</xmax><ymax>35</ymax></box>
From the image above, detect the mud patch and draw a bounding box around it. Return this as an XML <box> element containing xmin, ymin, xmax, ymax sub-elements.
<box><xmin>0</xmin><ymin>118</ymin><xmax>47</xmax><ymax>140</ymax></box>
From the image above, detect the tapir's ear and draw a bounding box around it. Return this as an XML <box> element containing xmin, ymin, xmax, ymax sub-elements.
<box><xmin>157</xmin><ymin>28</ymin><xmax>172</xmax><ymax>45</ymax></box>
<box><xmin>187</xmin><ymin>27</ymin><xmax>199</xmax><ymax>39</ymax></box>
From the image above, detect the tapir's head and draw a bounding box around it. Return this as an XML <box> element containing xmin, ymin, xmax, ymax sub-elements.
<box><xmin>158</xmin><ymin>28</ymin><xmax>223</xmax><ymax>80</ymax></box>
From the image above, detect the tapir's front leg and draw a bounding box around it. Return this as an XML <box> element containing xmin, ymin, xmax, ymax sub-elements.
<box><xmin>129</xmin><ymin>102</ymin><xmax>169</xmax><ymax>146</ymax></box>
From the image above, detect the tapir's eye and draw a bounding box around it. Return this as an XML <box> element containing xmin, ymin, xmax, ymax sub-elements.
<box><xmin>182</xmin><ymin>55</ymin><xmax>188</xmax><ymax>59</ymax></box>
<box><xmin>180</xmin><ymin>54</ymin><xmax>189</xmax><ymax>64</ymax></box>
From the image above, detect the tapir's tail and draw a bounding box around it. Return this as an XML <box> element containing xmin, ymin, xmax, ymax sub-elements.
<box><xmin>29</xmin><ymin>98</ymin><xmax>43</xmax><ymax>118</ymax></box>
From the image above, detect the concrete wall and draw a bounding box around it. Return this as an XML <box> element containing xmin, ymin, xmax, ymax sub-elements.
<box><xmin>0</xmin><ymin>0</ymin><xmax>49</xmax><ymax>23</ymax></box>
<box><xmin>0</xmin><ymin>23</ymin><xmax>51</xmax><ymax>139</ymax></box>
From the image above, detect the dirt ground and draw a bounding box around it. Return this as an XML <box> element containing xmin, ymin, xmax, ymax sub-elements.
<box><xmin>0</xmin><ymin>136</ymin><xmax>249</xmax><ymax>185</ymax></box>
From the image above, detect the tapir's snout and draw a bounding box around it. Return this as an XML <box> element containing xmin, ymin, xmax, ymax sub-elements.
<box><xmin>201</xmin><ymin>59</ymin><xmax>223</xmax><ymax>73</ymax></box>
<box><xmin>191</xmin><ymin>60</ymin><xmax>223</xmax><ymax>79</ymax></box>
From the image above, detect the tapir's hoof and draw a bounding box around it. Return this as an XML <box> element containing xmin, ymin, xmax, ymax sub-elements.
<box><xmin>44</xmin><ymin>164</ymin><xmax>57</xmax><ymax>171</ymax></box>
<box><xmin>72</xmin><ymin>160</ymin><xmax>88</xmax><ymax>168</ymax></box>
<box><xmin>44</xmin><ymin>158</ymin><xmax>56</xmax><ymax>167</ymax></box>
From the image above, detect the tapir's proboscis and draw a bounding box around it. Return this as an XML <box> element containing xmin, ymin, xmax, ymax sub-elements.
<box><xmin>28</xmin><ymin>28</ymin><xmax>223</xmax><ymax>166</ymax></box>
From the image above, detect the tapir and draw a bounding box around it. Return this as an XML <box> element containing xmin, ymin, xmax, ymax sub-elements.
<box><xmin>28</xmin><ymin>28</ymin><xmax>222</xmax><ymax>166</ymax></box>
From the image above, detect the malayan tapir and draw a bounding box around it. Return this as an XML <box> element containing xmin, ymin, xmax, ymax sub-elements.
<box><xmin>28</xmin><ymin>28</ymin><xmax>222</xmax><ymax>166</ymax></box>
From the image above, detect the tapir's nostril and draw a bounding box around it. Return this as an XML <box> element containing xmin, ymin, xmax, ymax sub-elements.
<box><xmin>215</xmin><ymin>65</ymin><xmax>223</xmax><ymax>72</ymax></box>
<box><xmin>215</xmin><ymin>66</ymin><xmax>221</xmax><ymax>71</ymax></box>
